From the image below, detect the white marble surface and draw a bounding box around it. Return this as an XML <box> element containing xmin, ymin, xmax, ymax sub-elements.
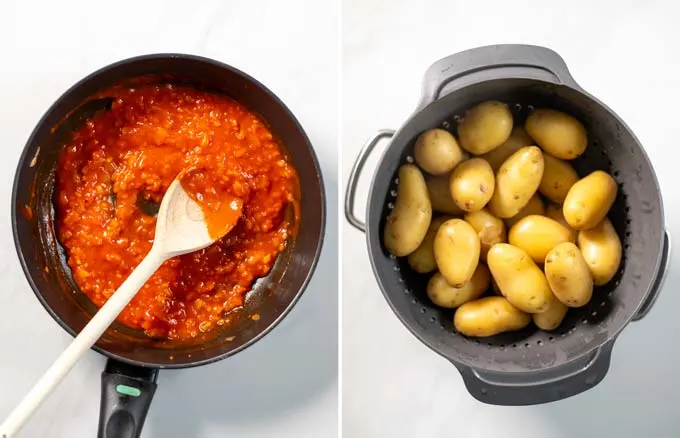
<box><xmin>342</xmin><ymin>1</ymin><xmax>680</xmax><ymax>437</ymax></box>
<box><xmin>0</xmin><ymin>1</ymin><xmax>338</xmax><ymax>437</ymax></box>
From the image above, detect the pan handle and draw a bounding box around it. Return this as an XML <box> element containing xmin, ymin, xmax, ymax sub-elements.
<box><xmin>455</xmin><ymin>341</ymin><xmax>614</xmax><ymax>406</ymax></box>
<box><xmin>344</xmin><ymin>129</ymin><xmax>395</xmax><ymax>232</ymax></box>
<box><xmin>419</xmin><ymin>44</ymin><xmax>580</xmax><ymax>107</ymax></box>
<box><xmin>633</xmin><ymin>229</ymin><xmax>671</xmax><ymax>321</ymax></box>
<box><xmin>98</xmin><ymin>359</ymin><xmax>158</xmax><ymax>438</ymax></box>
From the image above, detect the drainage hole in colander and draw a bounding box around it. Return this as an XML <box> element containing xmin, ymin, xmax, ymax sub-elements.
<box><xmin>411</xmin><ymin>298</ymin><xmax>417</xmax><ymax>304</ymax></box>
<box><xmin>624</xmin><ymin>244</ymin><xmax>630</xmax><ymax>250</ymax></box>
<box><xmin>591</xmin><ymin>311</ymin><xmax>597</xmax><ymax>317</ymax></box>
<box><xmin>390</xmin><ymin>189</ymin><xmax>397</xmax><ymax>198</ymax></box>
<box><xmin>429</xmin><ymin>316</ymin><xmax>436</xmax><ymax>323</ymax></box>
<box><xmin>393</xmin><ymin>265</ymin><xmax>400</xmax><ymax>271</ymax></box>
<box><xmin>453</xmin><ymin>114</ymin><xmax>461</xmax><ymax>122</ymax></box>
<box><xmin>625</xmin><ymin>219</ymin><xmax>631</xmax><ymax>225</ymax></box>
<box><xmin>537</xmin><ymin>340</ymin><xmax>543</xmax><ymax>346</ymax></box>
<box><xmin>475</xmin><ymin>340</ymin><xmax>480</xmax><ymax>345</ymax></box>
<box><xmin>527</xmin><ymin>104</ymin><xmax>535</xmax><ymax>111</ymax></box>
<box><xmin>387</xmin><ymin>202</ymin><xmax>394</xmax><ymax>210</ymax></box>
<box><xmin>613</xmin><ymin>171</ymin><xmax>620</xmax><ymax>177</ymax></box>
<box><xmin>581</xmin><ymin>317</ymin><xmax>588</xmax><ymax>324</ymax></box>
<box><xmin>515</xmin><ymin>103</ymin><xmax>522</xmax><ymax>111</ymax></box>
<box><xmin>406</xmin><ymin>155</ymin><xmax>414</xmax><ymax>163</ymax></box>
<box><xmin>420</xmin><ymin>307</ymin><xmax>426</xmax><ymax>314</ymax></box>
<box><xmin>397</xmin><ymin>277</ymin><xmax>404</xmax><ymax>283</ymax></box>
<box><xmin>525</xmin><ymin>342</ymin><xmax>530</xmax><ymax>348</ymax></box>
<box><xmin>626</xmin><ymin>231</ymin><xmax>631</xmax><ymax>237</ymax></box>
<box><xmin>600</xmin><ymin>301</ymin><xmax>606</xmax><ymax>307</ymax></box>
<box><xmin>512</xmin><ymin>343</ymin><xmax>518</xmax><ymax>348</ymax></box>
<box><xmin>549</xmin><ymin>336</ymin><xmax>555</xmax><ymax>342</ymax></box>
<box><xmin>441</xmin><ymin>120</ymin><xmax>451</xmax><ymax>130</ymax></box>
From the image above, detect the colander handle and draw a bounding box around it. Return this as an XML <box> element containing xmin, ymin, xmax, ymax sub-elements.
<box><xmin>455</xmin><ymin>341</ymin><xmax>614</xmax><ymax>406</ymax></box>
<box><xmin>633</xmin><ymin>229</ymin><xmax>671</xmax><ymax>321</ymax></box>
<box><xmin>420</xmin><ymin>44</ymin><xmax>579</xmax><ymax>107</ymax></box>
<box><xmin>345</xmin><ymin>129</ymin><xmax>396</xmax><ymax>232</ymax></box>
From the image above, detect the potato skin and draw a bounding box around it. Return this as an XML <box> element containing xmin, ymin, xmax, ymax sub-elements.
<box><xmin>414</xmin><ymin>129</ymin><xmax>465</xmax><ymax>175</ymax></box>
<box><xmin>563</xmin><ymin>171</ymin><xmax>618</xmax><ymax>230</ymax></box>
<box><xmin>454</xmin><ymin>296</ymin><xmax>531</xmax><ymax>337</ymax></box>
<box><xmin>434</xmin><ymin>219</ymin><xmax>480</xmax><ymax>287</ymax></box>
<box><xmin>539</xmin><ymin>154</ymin><xmax>579</xmax><ymax>204</ymax></box>
<box><xmin>577</xmin><ymin>218</ymin><xmax>622</xmax><ymax>285</ymax></box>
<box><xmin>487</xmin><ymin>146</ymin><xmax>545</xmax><ymax>218</ymax></box>
<box><xmin>426</xmin><ymin>173</ymin><xmax>464</xmax><ymax>216</ymax></box>
<box><xmin>508</xmin><ymin>215</ymin><xmax>574</xmax><ymax>263</ymax></box>
<box><xmin>464</xmin><ymin>208</ymin><xmax>506</xmax><ymax>262</ymax></box>
<box><xmin>532</xmin><ymin>296</ymin><xmax>569</xmax><ymax>331</ymax></box>
<box><xmin>407</xmin><ymin>217</ymin><xmax>449</xmax><ymax>273</ymax></box>
<box><xmin>525</xmin><ymin>108</ymin><xmax>587</xmax><ymax>159</ymax></box>
<box><xmin>458</xmin><ymin>101</ymin><xmax>513</xmax><ymax>155</ymax></box>
<box><xmin>481</xmin><ymin>126</ymin><xmax>533</xmax><ymax>171</ymax></box>
<box><xmin>545</xmin><ymin>242</ymin><xmax>593</xmax><ymax>307</ymax></box>
<box><xmin>505</xmin><ymin>193</ymin><xmax>545</xmax><ymax>229</ymax></box>
<box><xmin>427</xmin><ymin>264</ymin><xmax>490</xmax><ymax>309</ymax></box>
<box><xmin>545</xmin><ymin>203</ymin><xmax>577</xmax><ymax>241</ymax></box>
<box><xmin>450</xmin><ymin>158</ymin><xmax>495</xmax><ymax>212</ymax></box>
<box><xmin>384</xmin><ymin>164</ymin><xmax>432</xmax><ymax>256</ymax></box>
<box><xmin>487</xmin><ymin>243</ymin><xmax>553</xmax><ymax>313</ymax></box>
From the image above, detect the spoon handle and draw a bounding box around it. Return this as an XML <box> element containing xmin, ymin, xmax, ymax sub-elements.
<box><xmin>0</xmin><ymin>249</ymin><xmax>166</xmax><ymax>438</ymax></box>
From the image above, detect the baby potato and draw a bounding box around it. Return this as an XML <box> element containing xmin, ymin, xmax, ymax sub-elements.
<box><xmin>414</xmin><ymin>129</ymin><xmax>465</xmax><ymax>175</ymax></box>
<box><xmin>427</xmin><ymin>264</ymin><xmax>490</xmax><ymax>308</ymax></box>
<box><xmin>407</xmin><ymin>217</ymin><xmax>450</xmax><ymax>273</ymax></box>
<box><xmin>487</xmin><ymin>146</ymin><xmax>544</xmax><ymax>218</ymax></box>
<box><xmin>525</xmin><ymin>108</ymin><xmax>587</xmax><ymax>159</ymax></box>
<box><xmin>505</xmin><ymin>193</ymin><xmax>545</xmax><ymax>229</ymax></box>
<box><xmin>434</xmin><ymin>219</ymin><xmax>480</xmax><ymax>287</ymax></box>
<box><xmin>458</xmin><ymin>101</ymin><xmax>513</xmax><ymax>155</ymax></box>
<box><xmin>508</xmin><ymin>215</ymin><xmax>574</xmax><ymax>264</ymax></box>
<box><xmin>532</xmin><ymin>296</ymin><xmax>569</xmax><ymax>331</ymax></box>
<box><xmin>563</xmin><ymin>170</ymin><xmax>618</xmax><ymax>230</ymax></box>
<box><xmin>450</xmin><ymin>158</ymin><xmax>495</xmax><ymax>212</ymax></box>
<box><xmin>487</xmin><ymin>243</ymin><xmax>553</xmax><ymax>313</ymax></box>
<box><xmin>454</xmin><ymin>296</ymin><xmax>531</xmax><ymax>337</ymax></box>
<box><xmin>426</xmin><ymin>173</ymin><xmax>464</xmax><ymax>216</ymax></box>
<box><xmin>384</xmin><ymin>164</ymin><xmax>432</xmax><ymax>256</ymax></box>
<box><xmin>545</xmin><ymin>203</ymin><xmax>577</xmax><ymax>241</ymax></box>
<box><xmin>539</xmin><ymin>153</ymin><xmax>579</xmax><ymax>204</ymax></box>
<box><xmin>545</xmin><ymin>242</ymin><xmax>593</xmax><ymax>307</ymax></box>
<box><xmin>464</xmin><ymin>208</ymin><xmax>506</xmax><ymax>262</ymax></box>
<box><xmin>481</xmin><ymin>126</ymin><xmax>534</xmax><ymax>171</ymax></box>
<box><xmin>577</xmin><ymin>218</ymin><xmax>622</xmax><ymax>285</ymax></box>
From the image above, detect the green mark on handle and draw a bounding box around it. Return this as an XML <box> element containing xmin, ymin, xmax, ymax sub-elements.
<box><xmin>116</xmin><ymin>384</ymin><xmax>141</xmax><ymax>397</ymax></box>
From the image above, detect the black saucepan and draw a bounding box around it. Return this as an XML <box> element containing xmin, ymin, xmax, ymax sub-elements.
<box><xmin>12</xmin><ymin>54</ymin><xmax>325</xmax><ymax>437</ymax></box>
<box><xmin>345</xmin><ymin>45</ymin><xmax>670</xmax><ymax>405</ymax></box>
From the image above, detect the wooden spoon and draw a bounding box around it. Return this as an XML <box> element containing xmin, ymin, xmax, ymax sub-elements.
<box><xmin>0</xmin><ymin>176</ymin><xmax>242</xmax><ymax>438</ymax></box>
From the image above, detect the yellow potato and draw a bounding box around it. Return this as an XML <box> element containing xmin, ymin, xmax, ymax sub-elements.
<box><xmin>577</xmin><ymin>218</ymin><xmax>622</xmax><ymax>285</ymax></box>
<box><xmin>454</xmin><ymin>296</ymin><xmax>531</xmax><ymax>337</ymax></box>
<box><xmin>545</xmin><ymin>242</ymin><xmax>593</xmax><ymax>307</ymax></box>
<box><xmin>384</xmin><ymin>164</ymin><xmax>432</xmax><ymax>257</ymax></box>
<box><xmin>545</xmin><ymin>203</ymin><xmax>577</xmax><ymax>241</ymax></box>
<box><xmin>532</xmin><ymin>296</ymin><xmax>569</xmax><ymax>331</ymax></box>
<box><xmin>457</xmin><ymin>101</ymin><xmax>513</xmax><ymax>155</ymax></box>
<box><xmin>481</xmin><ymin>126</ymin><xmax>534</xmax><ymax>171</ymax></box>
<box><xmin>525</xmin><ymin>108</ymin><xmax>587</xmax><ymax>159</ymax></box>
<box><xmin>505</xmin><ymin>193</ymin><xmax>545</xmax><ymax>229</ymax></box>
<box><xmin>450</xmin><ymin>158</ymin><xmax>495</xmax><ymax>212</ymax></box>
<box><xmin>508</xmin><ymin>215</ymin><xmax>574</xmax><ymax>264</ymax></box>
<box><xmin>464</xmin><ymin>208</ymin><xmax>506</xmax><ymax>262</ymax></box>
<box><xmin>563</xmin><ymin>170</ymin><xmax>618</xmax><ymax>230</ymax></box>
<box><xmin>407</xmin><ymin>217</ymin><xmax>449</xmax><ymax>273</ymax></box>
<box><xmin>487</xmin><ymin>146</ymin><xmax>544</xmax><ymax>218</ymax></box>
<box><xmin>425</xmin><ymin>173</ymin><xmax>464</xmax><ymax>216</ymax></box>
<box><xmin>539</xmin><ymin>153</ymin><xmax>579</xmax><ymax>204</ymax></box>
<box><xmin>434</xmin><ymin>219</ymin><xmax>480</xmax><ymax>287</ymax></box>
<box><xmin>414</xmin><ymin>129</ymin><xmax>465</xmax><ymax>175</ymax></box>
<box><xmin>426</xmin><ymin>265</ymin><xmax>490</xmax><ymax>309</ymax></box>
<box><xmin>487</xmin><ymin>243</ymin><xmax>553</xmax><ymax>313</ymax></box>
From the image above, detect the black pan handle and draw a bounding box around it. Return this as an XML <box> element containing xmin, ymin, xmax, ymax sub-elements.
<box><xmin>98</xmin><ymin>359</ymin><xmax>158</xmax><ymax>438</ymax></box>
<box><xmin>344</xmin><ymin>129</ymin><xmax>395</xmax><ymax>232</ymax></box>
<box><xmin>419</xmin><ymin>44</ymin><xmax>580</xmax><ymax>108</ymax></box>
<box><xmin>633</xmin><ymin>229</ymin><xmax>671</xmax><ymax>321</ymax></box>
<box><xmin>455</xmin><ymin>341</ymin><xmax>614</xmax><ymax>406</ymax></box>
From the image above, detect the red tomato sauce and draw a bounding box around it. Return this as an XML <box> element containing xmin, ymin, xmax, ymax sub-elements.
<box><xmin>55</xmin><ymin>84</ymin><xmax>298</xmax><ymax>340</ymax></box>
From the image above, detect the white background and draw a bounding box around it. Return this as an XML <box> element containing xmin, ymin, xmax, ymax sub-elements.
<box><xmin>0</xmin><ymin>1</ymin><xmax>338</xmax><ymax>437</ymax></box>
<box><xmin>343</xmin><ymin>1</ymin><xmax>680</xmax><ymax>437</ymax></box>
